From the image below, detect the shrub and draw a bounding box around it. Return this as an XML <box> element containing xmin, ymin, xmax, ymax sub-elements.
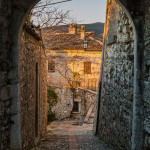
<box><xmin>47</xmin><ymin>111</ymin><xmax>56</xmax><ymax>122</ymax></box>
<box><xmin>47</xmin><ymin>88</ymin><xmax>59</xmax><ymax>122</ymax></box>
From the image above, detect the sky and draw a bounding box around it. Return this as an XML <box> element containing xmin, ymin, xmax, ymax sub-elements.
<box><xmin>56</xmin><ymin>0</ymin><xmax>107</xmax><ymax>24</ymax></box>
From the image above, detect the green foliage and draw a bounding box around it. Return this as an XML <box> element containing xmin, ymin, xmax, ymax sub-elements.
<box><xmin>47</xmin><ymin>111</ymin><xmax>56</xmax><ymax>122</ymax></box>
<box><xmin>26</xmin><ymin>12</ymin><xmax>33</xmax><ymax>24</ymax></box>
<box><xmin>47</xmin><ymin>88</ymin><xmax>59</xmax><ymax>108</ymax></box>
<box><xmin>47</xmin><ymin>88</ymin><xmax>59</xmax><ymax>122</ymax></box>
<box><xmin>26</xmin><ymin>15</ymin><xmax>30</xmax><ymax>24</ymax></box>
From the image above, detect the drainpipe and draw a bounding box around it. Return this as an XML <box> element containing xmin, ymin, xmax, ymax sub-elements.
<box><xmin>95</xmin><ymin>0</ymin><xmax>109</xmax><ymax>135</ymax></box>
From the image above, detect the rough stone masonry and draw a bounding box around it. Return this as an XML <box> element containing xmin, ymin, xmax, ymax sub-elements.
<box><xmin>0</xmin><ymin>0</ymin><xmax>150</xmax><ymax>150</ymax></box>
<box><xmin>51</xmin><ymin>87</ymin><xmax>97</xmax><ymax>120</ymax></box>
<box><xmin>19</xmin><ymin>24</ymin><xmax>47</xmax><ymax>149</ymax></box>
<box><xmin>97</xmin><ymin>1</ymin><xmax>134</xmax><ymax>149</ymax></box>
<box><xmin>95</xmin><ymin>0</ymin><xmax>150</xmax><ymax>149</ymax></box>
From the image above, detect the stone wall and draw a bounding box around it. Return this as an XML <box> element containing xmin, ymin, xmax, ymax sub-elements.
<box><xmin>0</xmin><ymin>1</ymin><xmax>12</xmax><ymax>149</ymax></box>
<box><xmin>79</xmin><ymin>88</ymin><xmax>97</xmax><ymax>115</ymax></box>
<box><xmin>0</xmin><ymin>0</ymin><xmax>150</xmax><ymax>149</ymax></box>
<box><xmin>51</xmin><ymin>87</ymin><xmax>73</xmax><ymax>119</ymax></box>
<box><xmin>19</xmin><ymin>24</ymin><xmax>47</xmax><ymax>149</ymax></box>
<box><xmin>143</xmin><ymin>0</ymin><xmax>150</xmax><ymax>149</ymax></box>
<box><xmin>51</xmin><ymin>86</ymin><xmax>97</xmax><ymax>120</ymax></box>
<box><xmin>73</xmin><ymin>88</ymin><xmax>97</xmax><ymax>117</ymax></box>
<box><xmin>97</xmin><ymin>0</ymin><xmax>134</xmax><ymax>149</ymax></box>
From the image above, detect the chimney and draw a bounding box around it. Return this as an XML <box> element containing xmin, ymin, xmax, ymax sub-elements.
<box><xmin>80</xmin><ymin>25</ymin><xmax>86</xmax><ymax>39</ymax></box>
<box><xmin>69</xmin><ymin>23</ymin><xmax>77</xmax><ymax>34</ymax></box>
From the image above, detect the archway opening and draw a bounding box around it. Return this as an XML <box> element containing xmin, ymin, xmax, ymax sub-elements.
<box><xmin>10</xmin><ymin>0</ymin><xmax>138</xmax><ymax>149</ymax></box>
<box><xmin>19</xmin><ymin>0</ymin><xmax>105</xmax><ymax>149</ymax></box>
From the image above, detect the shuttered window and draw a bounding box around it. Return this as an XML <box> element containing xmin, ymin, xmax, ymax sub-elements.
<box><xmin>84</xmin><ymin>62</ymin><xmax>91</xmax><ymax>74</ymax></box>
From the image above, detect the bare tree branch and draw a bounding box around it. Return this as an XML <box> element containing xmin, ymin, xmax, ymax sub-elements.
<box><xmin>34</xmin><ymin>0</ymin><xmax>72</xmax><ymax>8</ymax></box>
<box><xmin>30</xmin><ymin>0</ymin><xmax>76</xmax><ymax>27</ymax></box>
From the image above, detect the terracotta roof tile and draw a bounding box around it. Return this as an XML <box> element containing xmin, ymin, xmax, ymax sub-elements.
<box><xmin>42</xmin><ymin>27</ymin><xmax>103</xmax><ymax>51</ymax></box>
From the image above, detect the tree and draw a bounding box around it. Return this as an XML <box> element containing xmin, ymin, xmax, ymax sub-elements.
<box><xmin>29</xmin><ymin>0</ymin><xmax>76</xmax><ymax>28</ymax></box>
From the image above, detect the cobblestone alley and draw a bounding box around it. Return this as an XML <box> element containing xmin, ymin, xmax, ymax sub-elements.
<box><xmin>32</xmin><ymin>119</ymin><xmax>113</xmax><ymax>150</ymax></box>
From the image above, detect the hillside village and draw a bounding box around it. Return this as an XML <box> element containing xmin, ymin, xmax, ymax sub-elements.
<box><xmin>0</xmin><ymin>0</ymin><xmax>150</xmax><ymax>150</ymax></box>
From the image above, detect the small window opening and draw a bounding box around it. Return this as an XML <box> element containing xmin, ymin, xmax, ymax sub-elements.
<box><xmin>72</xmin><ymin>102</ymin><xmax>79</xmax><ymax>112</ymax></box>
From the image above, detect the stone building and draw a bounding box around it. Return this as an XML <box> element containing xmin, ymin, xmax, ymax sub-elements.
<box><xmin>19</xmin><ymin>24</ymin><xmax>47</xmax><ymax>149</ymax></box>
<box><xmin>43</xmin><ymin>24</ymin><xmax>103</xmax><ymax>90</ymax></box>
<box><xmin>0</xmin><ymin>0</ymin><xmax>150</xmax><ymax>149</ymax></box>
<box><xmin>43</xmin><ymin>24</ymin><xmax>103</xmax><ymax>119</ymax></box>
<box><xmin>50</xmin><ymin>86</ymin><xmax>97</xmax><ymax>120</ymax></box>
<box><xmin>94</xmin><ymin>0</ymin><xmax>150</xmax><ymax>150</ymax></box>
<box><xmin>96</xmin><ymin>1</ymin><xmax>134</xmax><ymax>149</ymax></box>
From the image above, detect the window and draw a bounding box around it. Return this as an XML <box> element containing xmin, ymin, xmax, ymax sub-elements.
<box><xmin>48</xmin><ymin>61</ymin><xmax>55</xmax><ymax>72</ymax></box>
<box><xmin>72</xmin><ymin>102</ymin><xmax>79</xmax><ymax>112</ymax></box>
<box><xmin>84</xmin><ymin>62</ymin><xmax>91</xmax><ymax>74</ymax></box>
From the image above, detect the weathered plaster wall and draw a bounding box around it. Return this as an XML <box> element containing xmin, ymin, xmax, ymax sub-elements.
<box><xmin>0</xmin><ymin>1</ymin><xmax>12</xmax><ymax>149</ymax></box>
<box><xmin>47</xmin><ymin>49</ymin><xmax>102</xmax><ymax>90</ymax></box>
<box><xmin>143</xmin><ymin>0</ymin><xmax>150</xmax><ymax>149</ymax></box>
<box><xmin>19</xmin><ymin>24</ymin><xmax>47</xmax><ymax>149</ymax></box>
<box><xmin>97</xmin><ymin>0</ymin><xmax>134</xmax><ymax>149</ymax></box>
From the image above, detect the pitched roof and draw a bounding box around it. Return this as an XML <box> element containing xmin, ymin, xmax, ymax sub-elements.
<box><xmin>42</xmin><ymin>25</ymin><xmax>103</xmax><ymax>51</ymax></box>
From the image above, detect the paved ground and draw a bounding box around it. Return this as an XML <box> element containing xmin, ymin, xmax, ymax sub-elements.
<box><xmin>32</xmin><ymin>119</ymin><xmax>113</xmax><ymax>150</ymax></box>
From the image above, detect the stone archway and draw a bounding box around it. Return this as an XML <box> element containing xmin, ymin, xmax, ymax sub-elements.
<box><xmin>0</xmin><ymin>0</ymin><xmax>147</xmax><ymax>149</ymax></box>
